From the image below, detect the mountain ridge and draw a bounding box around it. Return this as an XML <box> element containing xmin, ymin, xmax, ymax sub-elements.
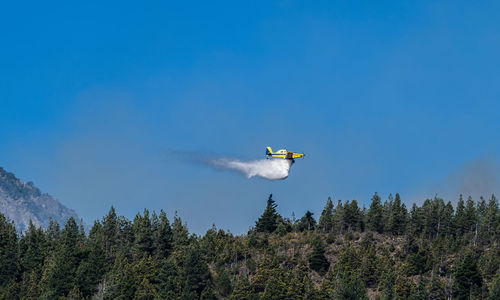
<box><xmin>0</xmin><ymin>167</ymin><xmax>81</xmax><ymax>232</ymax></box>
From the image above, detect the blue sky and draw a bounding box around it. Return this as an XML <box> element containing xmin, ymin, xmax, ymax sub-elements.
<box><xmin>1</xmin><ymin>1</ymin><xmax>499</xmax><ymax>234</ymax></box>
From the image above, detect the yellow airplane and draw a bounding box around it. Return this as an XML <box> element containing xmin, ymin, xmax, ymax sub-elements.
<box><xmin>266</xmin><ymin>146</ymin><xmax>305</xmax><ymax>162</ymax></box>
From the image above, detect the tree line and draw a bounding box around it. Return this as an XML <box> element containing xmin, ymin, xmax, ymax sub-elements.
<box><xmin>0</xmin><ymin>193</ymin><xmax>499</xmax><ymax>299</ymax></box>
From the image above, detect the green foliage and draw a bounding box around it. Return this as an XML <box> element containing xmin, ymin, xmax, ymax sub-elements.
<box><xmin>325</xmin><ymin>271</ymin><xmax>368</xmax><ymax>300</ymax></box>
<box><xmin>260</xmin><ymin>270</ymin><xmax>287</xmax><ymax>299</ymax></box>
<box><xmin>1</xmin><ymin>194</ymin><xmax>500</xmax><ymax>299</ymax></box>
<box><xmin>308</xmin><ymin>239</ymin><xmax>329</xmax><ymax>274</ymax></box>
<box><xmin>367</xmin><ymin>192</ymin><xmax>384</xmax><ymax>233</ymax></box>
<box><xmin>489</xmin><ymin>273</ymin><xmax>500</xmax><ymax>300</ymax></box>
<box><xmin>318</xmin><ymin>197</ymin><xmax>334</xmax><ymax>233</ymax></box>
<box><xmin>387</xmin><ymin>193</ymin><xmax>407</xmax><ymax>235</ymax></box>
<box><xmin>0</xmin><ymin>214</ymin><xmax>18</xmax><ymax>287</ymax></box>
<box><xmin>454</xmin><ymin>251</ymin><xmax>483</xmax><ymax>299</ymax></box>
<box><xmin>215</xmin><ymin>268</ymin><xmax>232</xmax><ymax>296</ymax></box>
<box><xmin>231</xmin><ymin>276</ymin><xmax>252</xmax><ymax>300</ymax></box>
<box><xmin>296</xmin><ymin>211</ymin><xmax>316</xmax><ymax>232</ymax></box>
<box><xmin>255</xmin><ymin>194</ymin><xmax>281</xmax><ymax>233</ymax></box>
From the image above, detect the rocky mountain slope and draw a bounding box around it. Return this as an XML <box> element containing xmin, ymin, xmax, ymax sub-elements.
<box><xmin>0</xmin><ymin>167</ymin><xmax>80</xmax><ymax>232</ymax></box>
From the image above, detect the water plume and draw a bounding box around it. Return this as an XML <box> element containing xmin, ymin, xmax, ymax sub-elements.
<box><xmin>172</xmin><ymin>151</ymin><xmax>293</xmax><ymax>180</ymax></box>
<box><xmin>209</xmin><ymin>158</ymin><xmax>293</xmax><ymax>180</ymax></box>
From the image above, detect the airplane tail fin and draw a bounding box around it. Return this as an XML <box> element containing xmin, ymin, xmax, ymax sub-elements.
<box><xmin>266</xmin><ymin>147</ymin><xmax>273</xmax><ymax>155</ymax></box>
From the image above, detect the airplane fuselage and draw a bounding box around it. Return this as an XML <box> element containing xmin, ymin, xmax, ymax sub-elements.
<box><xmin>266</xmin><ymin>147</ymin><xmax>304</xmax><ymax>160</ymax></box>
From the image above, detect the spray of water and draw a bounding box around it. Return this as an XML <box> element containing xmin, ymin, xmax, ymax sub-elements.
<box><xmin>171</xmin><ymin>150</ymin><xmax>294</xmax><ymax>180</ymax></box>
<box><xmin>209</xmin><ymin>158</ymin><xmax>293</xmax><ymax>180</ymax></box>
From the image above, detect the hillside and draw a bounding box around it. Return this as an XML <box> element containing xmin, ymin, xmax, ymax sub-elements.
<box><xmin>0</xmin><ymin>194</ymin><xmax>499</xmax><ymax>299</ymax></box>
<box><xmin>0</xmin><ymin>167</ymin><xmax>80</xmax><ymax>232</ymax></box>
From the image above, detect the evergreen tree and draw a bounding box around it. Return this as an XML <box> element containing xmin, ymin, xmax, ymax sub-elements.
<box><xmin>286</xmin><ymin>264</ymin><xmax>306</xmax><ymax>298</ymax></box>
<box><xmin>102</xmin><ymin>206</ymin><xmax>119</xmax><ymax>258</ymax></box>
<box><xmin>172</xmin><ymin>213</ymin><xmax>190</xmax><ymax>248</ymax></box>
<box><xmin>360</xmin><ymin>245</ymin><xmax>379</xmax><ymax>287</ymax></box>
<box><xmin>464</xmin><ymin>196</ymin><xmax>477</xmax><ymax>235</ymax></box>
<box><xmin>216</xmin><ymin>268</ymin><xmax>232</xmax><ymax>297</ymax></box>
<box><xmin>260</xmin><ymin>271</ymin><xmax>287</xmax><ymax>300</ymax></box>
<box><xmin>318</xmin><ymin>197</ymin><xmax>334</xmax><ymax>233</ymax></box>
<box><xmin>343</xmin><ymin>200</ymin><xmax>363</xmax><ymax>232</ymax></box>
<box><xmin>297</xmin><ymin>211</ymin><xmax>316</xmax><ymax>231</ymax></box>
<box><xmin>388</xmin><ymin>193</ymin><xmax>407</xmax><ymax>235</ymax></box>
<box><xmin>489</xmin><ymin>273</ymin><xmax>500</xmax><ymax>300</ymax></box>
<box><xmin>133</xmin><ymin>278</ymin><xmax>157</xmax><ymax>300</ymax></box>
<box><xmin>181</xmin><ymin>245</ymin><xmax>211</xmax><ymax>298</ymax></box>
<box><xmin>43</xmin><ymin>217</ymin><xmax>82</xmax><ymax>298</ymax></box>
<box><xmin>231</xmin><ymin>276</ymin><xmax>253</xmax><ymax>300</ymax></box>
<box><xmin>410</xmin><ymin>275</ymin><xmax>428</xmax><ymax>300</ymax></box>
<box><xmin>255</xmin><ymin>194</ymin><xmax>280</xmax><ymax>233</ymax></box>
<box><xmin>308</xmin><ymin>239</ymin><xmax>329</xmax><ymax>275</ymax></box>
<box><xmin>483</xmin><ymin>195</ymin><xmax>498</xmax><ymax>243</ymax></box>
<box><xmin>67</xmin><ymin>285</ymin><xmax>84</xmax><ymax>300</ymax></box>
<box><xmin>19</xmin><ymin>221</ymin><xmax>46</xmax><ymax>277</ymax></box>
<box><xmin>427</xmin><ymin>274</ymin><xmax>445</xmax><ymax>300</ymax></box>
<box><xmin>380</xmin><ymin>268</ymin><xmax>395</xmax><ymax>300</ymax></box>
<box><xmin>333</xmin><ymin>272</ymin><xmax>368</xmax><ymax>300</ymax></box>
<box><xmin>454</xmin><ymin>195</ymin><xmax>466</xmax><ymax>235</ymax></box>
<box><xmin>0</xmin><ymin>213</ymin><xmax>18</xmax><ymax>288</ymax></box>
<box><xmin>454</xmin><ymin>251</ymin><xmax>482</xmax><ymax>299</ymax></box>
<box><xmin>332</xmin><ymin>199</ymin><xmax>345</xmax><ymax>234</ymax></box>
<box><xmin>394</xmin><ymin>273</ymin><xmax>413</xmax><ymax>299</ymax></box>
<box><xmin>75</xmin><ymin>234</ymin><xmax>106</xmax><ymax>297</ymax></box>
<box><xmin>200</xmin><ymin>283</ymin><xmax>217</xmax><ymax>300</ymax></box>
<box><xmin>156</xmin><ymin>210</ymin><xmax>173</xmax><ymax>258</ymax></box>
<box><xmin>133</xmin><ymin>209</ymin><xmax>154</xmax><ymax>258</ymax></box>
<box><xmin>367</xmin><ymin>192</ymin><xmax>384</xmax><ymax>233</ymax></box>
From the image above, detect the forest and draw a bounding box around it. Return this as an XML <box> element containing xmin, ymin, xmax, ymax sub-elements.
<box><xmin>0</xmin><ymin>193</ymin><xmax>500</xmax><ymax>300</ymax></box>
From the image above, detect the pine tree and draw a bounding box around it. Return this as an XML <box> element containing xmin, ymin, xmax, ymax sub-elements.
<box><xmin>231</xmin><ymin>276</ymin><xmax>253</xmax><ymax>300</ymax></box>
<box><xmin>489</xmin><ymin>273</ymin><xmax>500</xmax><ymax>300</ymax></box>
<box><xmin>75</xmin><ymin>234</ymin><xmax>106</xmax><ymax>297</ymax></box>
<box><xmin>133</xmin><ymin>209</ymin><xmax>154</xmax><ymax>258</ymax></box>
<box><xmin>454</xmin><ymin>251</ymin><xmax>482</xmax><ymax>299</ymax></box>
<box><xmin>200</xmin><ymin>283</ymin><xmax>217</xmax><ymax>300</ymax></box>
<box><xmin>380</xmin><ymin>268</ymin><xmax>395</xmax><ymax>300</ymax></box>
<box><xmin>360</xmin><ymin>245</ymin><xmax>379</xmax><ymax>287</ymax></box>
<box><xmin>388</xmin><ymin>193</ymin><xmax>407</xmax><ymax>235</ymax></box>
<box><xmin>260</xmin><ymin>270</ymin><xmax>287</xmax><ymax>300</ymax></box>
<box><xmin>454</xmin><ymin>195</ymin><xmax>466</xmax><ymax>235</ymax></box>
<box><xmin>332</xmin><ymin>199</ymin><xmax>345</xmax><ymax>234</ymax></box>
<box><xmin>343</xmin><ymin>200</ymin><xmax>363</xmax><ymax>232</ymax></box>
<box><xmin>394</xmin><ymin>273</ymin><xmax>413</xmax><ymax>299</ymax></box>
<box><xmin>483</xmin><ymin>195</ymin><xmax>498</xmax><ymax>242</ymax></box>
<box><xmin>427</xmin><ymin>274</ymin><xmax>445</xmax><ymax>300</ymax></box>
<box><xmin>156</xmin><ymin>210</ymin><xmax>173</xmax><ymax>258</ymax></box>
<box><xmin>216</xmin><ymin>268</ymin><xmax>232</xmax><ymax>297</ymax></box>
<box><xmin>255</xmin><ymin>194</ymin><xmax>280</xmax><ymax>233</ymax></box>
<box><xmin>102</xmin><ymin>206</ymin><xmax>118</xmax><ymax>258</ymax></box>
<box><xmin>172</xmin><ymin>213</ymin><xmax>190</xmax><ymax>248</ymax></box>
<box><xmin>333</xmin><ymin>272</ymin><xmax>369</xmax><ymax>300</ymax></box>
<box><xmin>318</xmin><ymin>197</ymin><xmax>334</xmax><ymax>233</ymax></box>
<box><xmin>410</xmin><ymin>275</ymin><xmax>428</xmax><ymax>300</ymax></box>
<box><xmin>308</xmin><ymin>239</ymin><xmax>329</xmax><ymax>275</ymax></box>
<box><xmin>367</xmin><ymin>192</ymin><xmax>384</xmax><ymax>233</ymax></box>
<box><xmin>464</xmin><ymin>196</ymin><xmax>477</xmax><ymax>235</ymax></box>
<box><xmin>133</xmin><ymin>278</ymin><xmax>157</xmax><ymax>300</ymax></box>
<box><xmin>19</xmin><ymin>221</ymin><xmax>46</xmax><ymax>277</ymax></box>
<box><xmin>0</xmin><ymin>213</ymin><xmax>19</xmax><ymax>288</ymax></box>
<box><xmin>297</xmin><ymin>211</ymin><xmax>316</xmax><ymax>232</ymax></box>
<box><xmin>43</xmin><ymin>217</ymin><xmax>82</xmax><ymax>298</ymax></box>
<box><xmin>22</xmin><ymin>271</ymin><xmax>41</xmax><ymax>300</ymax></box>
<box><xmin>286</xmin><ymin>264</ymin><xmax>306</xmax><ymax>298</ymax></box>
<box><xmin>182</xmin><ymin>244</ymin><xmax>211</xmax><ymax>298</ymax></box>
